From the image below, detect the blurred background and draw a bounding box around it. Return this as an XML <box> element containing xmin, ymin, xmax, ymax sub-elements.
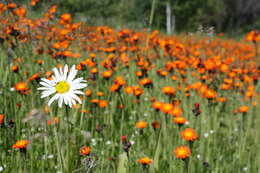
<box><xmin>11</xmin><ymin>0</ymin><xmax>260</xmax><ymax>36</ymax></box>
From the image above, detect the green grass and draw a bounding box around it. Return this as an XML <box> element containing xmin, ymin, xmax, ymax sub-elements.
<box><xmin>0</xmin><ymin>40</ymin><xmax>259</xmax><ymax>173</ymax></box>
<box><xmin>0</xmin><ymin>4</ymin><xmax>260</xmax><ymax>172</ymax></box>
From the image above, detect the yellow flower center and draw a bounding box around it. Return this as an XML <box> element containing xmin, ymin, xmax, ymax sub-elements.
<box><xmin>55</xmin><ymin>81</ymin><xmax>70</xmax><ymax>93</ymax></box>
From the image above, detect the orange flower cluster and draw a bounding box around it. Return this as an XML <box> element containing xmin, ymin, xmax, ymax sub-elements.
<box><xmin>1</xmin><ymin>2</ymin><xmax>259</xmax><ymax>167</ymax></box>
<box><xmin>245</xmin><ymin>30</ymin><xmax>260</xmax><ymax>42</ymax></box>
<box><xmin>1</xmin><ymin>3</ymin><xmax>259</xmax><ymax>107</ymax></box>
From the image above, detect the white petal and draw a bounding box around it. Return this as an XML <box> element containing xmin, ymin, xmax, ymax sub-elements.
<box><xmin>51</xmin><ymin>76</ymin><xmax>59</xmax><ymax>83</ymax></box>
<box><xmin>72</xmin><ymin>90</ymin><xmax>84</xmax><ymax>95</ymax></box>
<box><xmin>38</xmin><ymin>87</ymin><xmax>53</xmax><ymax>90</ymax></box>
<box><xmin>70</xmin><ymin>98</ymin><xmax>76</xmax><ymax>106</ymax></box>
<box><xmin>65</xmin><ymin>97</ymin><xmax>73</xmax><ymax>107</ymax></box>
<box><xmin>41</xmin><ymin>78</ymin><xmax>55</xmax><ymax>86</ymax></box>
<box><xmin>41</xmin><ymin>89</ymin><xmax>56</xmax><ymax>98</ymax></box>
<box><xmin>53</xmin><ymin>67</ymin><xmax>62</xmax><ymax>80</ymax></box>
<box><xmin>68</xmin><ymin>100</ymin><xmax>72</xmax><ymax>107</ymax></box>
<box><xmin>63</xmin><ymin>65</ymin><xmax>68</xmax><ymax>81</ymax></box>
<box><xmin>48</xmin><ymin>93</ymin><xmax>60</xmax><ymax>106</ymax></box>
<box><xmin>39</xmin><ymin>81</ymin><xmax>53</xmax><ymax>88</ymax></box>
<box><xmin>65</xmin><ymin>97</ymin><xmax>72</xmax><ymax>107</ymax></box>
<box><xmin>71</xmin><ymin>83</ymin><xmax>88</xmax><ymax>90</ymax></box>
<box><xmin>69</xmin><ymin>93</ymin><xmax>82</xmax><ymax>104</ymax></box>
<box><xmin>64</xmin><ymin>96</ymin><xmax>69</xmax><ymax>105</ymax></box>
<box><xmin>59</xmin><ymin>66</ymin><xmax>65</xmax><ymax>81</ymax></box>
<box><xmin>71</xmin><ymin>77</ymin><xmax>84</xmax><ymax>84</ymax></box>
<box><xmin>67</xmin><ymin>65</ymin><xmax>77</xmax><ymax>82</ymax></box>
<box><xmin>58</xmin><ymin>95</ymin><xmax>64</xmax><ymax>107</ymax></box>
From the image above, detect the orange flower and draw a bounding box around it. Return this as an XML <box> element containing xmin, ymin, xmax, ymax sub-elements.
<box><xmin>30</xmin><ymin>0</ymin><xmax>38</xmax><ymax>6</ymax></box>
<box><xmin>47</xmin><ymin>117</ymin><xmax>60</xmax><ymax>125</ymax></box>
<box><xmin>14</xmin><ymin>82</ymin><xmax>28</xmax><ymax>93</ymax></box>
<box><xmin>60</xmin><ymin>13</ymin><xmax>72</xmax><ymax>24</ymax></box>
<box><xmin>181</xmin><ymin>128</ymin><xmax>198</xmax><ymax>142</ymax></box>
<box><xmin>0</xmin><ymin>114</ymin><xmax>4</xmax><ymax>125</ymax></box>
<box><xmin>110</xmin><ymin>84</ymin><xmax>121</xmax><ymax>92</ymax></box>
<box><xmin>91</xmin><ymin>99</ymin><xmax>99</xmax><ymax>105</ymax></box>
<box><xmin>172</xmin><ymin>116</ymin><xmax>186</xmax><ymax>125</ymax></box>
<box><xmin>117</xmin><ymin>104</ymin><xmax>124</xmax><ymax>109</ymax></box>
<box><xmin>85</xmin><ymin>89</ymin><xmax>92</xmax><ymax>96</ymax></box>
<box><xmin>0</xmin><ymin>3</ymin><xmax>7</xmax><ymax>12</ymax></box>
<box><xmin>139</xmin><ymin>78</ymin><xmax>153</xmax><ymax>88</ymax></box>
<box><xmin>149</xmin><ymin>97</ymin><xmax>156</xmax><ymax>102</ymax></box>
<box><xmin>13</xmin><ymin>7</ymin><xmax>26</xmax><ymax>18</ymax></box>
<box><xmin>162</xmin><ymin>86</ymin><xmax>175</xmax><ymax>96</ymax></box>
<box><xmin>204</xmin><ymin>89</ymin><xmax>217</xmax><ymax>99</ymax></box>
<box><xmin>135</xmin><ymin>121</ymin><xmax>147</xmax><ymax>129</ymax></box>
<box><xmin>137</xmin><ymin>157</ymin><xmax>152</xmax><ymax>165</ymax></box>
<box><xmin>11</xmin><ymin>65</ymin><xmax>19</xmax><ymax>72</ymax></box>
<box><xmin>238</xmin><ymin>106</ymin><xmax>249</xmax><ymax>113</ymax></box>
<box><xmin>12</xmin><ymin>140</ymin><xmax>29</xmax><ymax>149</ymax></box>
<box><xmin>97</xmin><ymin>91</ymin><xmax>104</xmax><ymax>97</ymax></box>
<box><xmin>245</xmin><ymin>30</ymin><xmax>260</xmax><ymax>42</ymax></box>
<box><xmin>114</xmin><ymin>76</ymin><xmax>126</xmax><ymax>86</ymax></box>
<box><xmin>152</xmin><ymin>101</ymin><xmax>162</xmax><ymax>111</ymax></box>
<box><xmin>37</xmin><ymin>59</ymin><xmax>43</xmax><ymax>65</ymax></box>
<box><xmin>45</xmin><ymin>71</ymin><xmax>52</xmax><ymax>78</ymax></box>
<box><xmin>102</xmin><ymin>70</ymin><xmax>113</xmax><ymax>79</ymax></box>
<box><xmin>220</xmin><ymin>64</ymin><xmax>229</xmax><ymax>72</ymax></box>
<box><xmin>98</xmin><ymin>100</ymin><xmax>108</xmax><ymax>108</ymax></box>
<box><xmin>124</xmin><ymin>86</ymin><xmax>133</xmax><ymax>94</ymax></box>
<box><xmin>76</xmin><ymin>64</ymin><xmax>83</xmax><ymax>70</ymax></box>
<box><xmin>174</xmin><ymin>146</ymin><xmax>191</xmax><ymax>159</ymax></box>
<box><xmin>169</xmin><ymin>107</ymin><xmax>183</xmax><ymax>117</ymax></box>
<box><xmin>160</xmin><ymin>103</ymin><xmax>174</xmax><ymax>114</ymax></box>
<box><xmin>133</xmin><ymin>87</ymin><xmax>144</xmax><ymax>97</ymax></box>
<box><xmin>217</xmin><ymin>97</ymin><xmax>226</xmax><ymax>102</ymax></box>
<box><xmin>79</xmin><ymin>146</ymin><xmax>91</xmax><ymax>156</ymax></box>
<box><xmin>28</xmin><ymin>73</ymin><xmax>40</xmax><ymax>82</ymax></box>
<box><xmin>151</xmin><ymin>121</ymin><xmax>160</xmax><ymax>129</ymax></box>
<box><xmin>171</xmin><ymin>75</ymin><xmax>178</xmax><ymax>81</ymax></box>
<box><xmin>90</xmin><ymin>67</ymin><xmax>98</xmax><ymax>74</ymax></box>
<box><xmin>135</xmin><ymin>71</ymin><xmax>143</xmax><ymax>78</ymax></box>
<box><xmin>252</xmin><ymin>101</ymin><xmax>257</xmax><ymax>107</ymax></box>
<box><xmin>89</xmin><ymin>53</ymin><xmax>96</xmax><ymax>59</ymax></box>
<box><xmin>7</xmin><ymin>2</ymin><xmax>17</xmax><ymax>9</ymax></box>
<box><xmin>157</xmin><ymin>70</ymin><xmax>168</xmax><ymax>77</ymax></box>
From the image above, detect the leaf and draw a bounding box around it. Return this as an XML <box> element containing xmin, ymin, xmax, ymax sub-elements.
<box><xmin>117</xmin><ymin>153</ymin><xmax>128</xmax><ymax>173</ymax></box>
<box><xmin>153</xmin><ymin>131</ymin><xmax>162</xmax><ymax>171</ymax></box>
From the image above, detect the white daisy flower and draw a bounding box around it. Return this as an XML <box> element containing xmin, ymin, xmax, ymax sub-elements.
<box><xmin>38</xmin><ymin>64</ymin><xmax>87</xmax><ymax>107</ymax></box>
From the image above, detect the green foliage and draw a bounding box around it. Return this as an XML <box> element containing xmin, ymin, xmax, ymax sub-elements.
<box><xmin>10</xmin><ymin>0</ymin><xmax>260</xmax><ymax>33</ymax></box>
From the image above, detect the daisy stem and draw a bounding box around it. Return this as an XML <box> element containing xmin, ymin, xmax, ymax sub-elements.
<box><xmin>65</xmin><ymin>106</ymin><xmax>71</xmax><ymax>172</ymax></box>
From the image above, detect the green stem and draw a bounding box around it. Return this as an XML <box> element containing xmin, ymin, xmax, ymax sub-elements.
<box><xmin>254</xmin><ymin>41</ymin><xmax>258</xmax><ymax>58</ymax></box>
<box><xmin>149</xmin><ymin>0</ymin><xmax>157</xmax><ymax>28</ymax></box>
<box><xmin>65</xmin><ymin>106</ymin><xmax>70</xmax><ymax>172</ymax></box>
<box><xmin>184</xmin><ymin>158</ymin><xmax>190</xmax><ymax>173</ymax></box>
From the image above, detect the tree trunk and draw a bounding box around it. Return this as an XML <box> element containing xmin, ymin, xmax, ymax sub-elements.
<box><xmin>171</xmin><ymin>12</ymin><xmax>175</xmax><ymax>33</ymax></box>
<box><xmin>166</xmin><ymin>1</ymin><xmax>172</xmax><ymax>34</ymax></box>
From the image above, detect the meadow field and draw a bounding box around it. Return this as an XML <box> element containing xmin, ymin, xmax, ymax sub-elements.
<box><xmin>0</xmin><ymin>2</ymin><xmax>260</xmax><ymax>173</ymax></box>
